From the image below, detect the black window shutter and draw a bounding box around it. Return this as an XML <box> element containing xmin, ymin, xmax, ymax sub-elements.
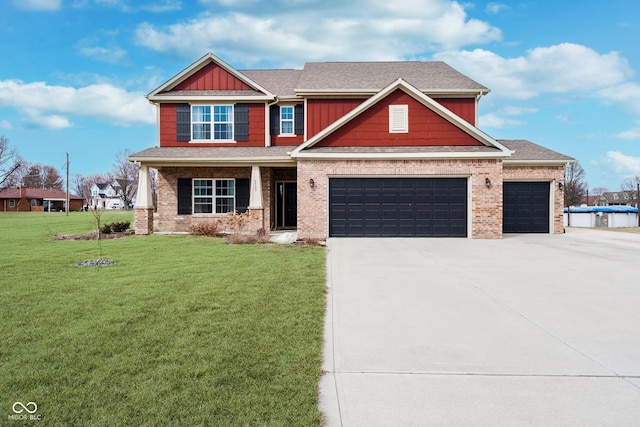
<box><xmin>234</xmin><ymin>103</ymin><xmax>249</xmax><ymax>142</ymax></box>
<box><xmin>294</xmin><ymin>104</ymin><xmax>304</xmax><ymax>135</ymax></box>
<box><xmin>176</xmin><ymin>104</ymin><xmax>191</xmax><ymax>142</ymax></box>
<box><xmin>177</xmin><ymin>178</ymin><xmax>192</xmax><ymax>215</ymax></box>
<box><xmin>270</xmin><ymin>105</ymin><xmax>280</xmax><ymax>135</ymax></box>
<box><xmin>235</xmin><ymin>178</ymin><xmax>250</xmax><ymax>213</ymax></box>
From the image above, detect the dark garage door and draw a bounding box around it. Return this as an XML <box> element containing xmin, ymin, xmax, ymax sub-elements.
<box><xmin>329</xmin><ymin>178</ymin><xmax>467</xmax><ymax>237</ymax></box>
<box><xmin>503</xmin><ymin>182</ymin><xmax>550</xmax><ymax>233</ymax></box>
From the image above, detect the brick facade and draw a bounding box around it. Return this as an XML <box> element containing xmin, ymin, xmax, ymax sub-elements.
<box><xmin>296</xmin><ymin>158</ymin><xmax>503</xmax><ymax>239</ymax></box>
<box><xmin>503</xmin><ymin>165</ymin><xmax>565</xmax><ymax>234</ymax></box>
<box><xmin>155</xmin><ymin>166</ymin><xmax>296</xmax><ymax>233</ymax></box>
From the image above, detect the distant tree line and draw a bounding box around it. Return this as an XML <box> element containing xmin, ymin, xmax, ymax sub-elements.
<box><xmin>0</xmin><ymin>137</ymin><xmax>157</xmax><ymax>210</ymax></box>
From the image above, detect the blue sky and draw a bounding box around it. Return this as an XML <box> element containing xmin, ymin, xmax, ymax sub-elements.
<box><xmin>2</xmin><ymin>0</ymin><xmax>640</xmax><ymax>190</ymax></box>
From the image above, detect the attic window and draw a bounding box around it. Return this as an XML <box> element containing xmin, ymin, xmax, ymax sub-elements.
<box><xmin>389</xmin><ymin>105</ymin><xmax>408</xmax><ymax>133</ymax></box>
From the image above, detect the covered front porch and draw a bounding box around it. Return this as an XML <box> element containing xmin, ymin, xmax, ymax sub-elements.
<box><xmin>129</xmin><ymin>146</ymin><xmax>298</xmax><ymax>235</ymax></box>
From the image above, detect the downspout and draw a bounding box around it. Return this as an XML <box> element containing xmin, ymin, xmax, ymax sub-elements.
<box><xmin>265</xmin><ymin>96</ymin><xmax>279</xmax><ymax>147</ymax></box>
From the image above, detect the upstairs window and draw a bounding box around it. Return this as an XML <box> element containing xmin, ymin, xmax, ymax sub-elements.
<box><xmin>280</xmin><ymin>106</ymin><xmax>294</xmax><ymax>135</ymax></box>
<box><xmin>389</xmin><ymin>104</ymin><xmax>408</xmax><ymax>133</ymax></box>
<box><xmin>191</xmin><ymin>105</ymin><xmax>234</xmax><ymax>141</ymax></box>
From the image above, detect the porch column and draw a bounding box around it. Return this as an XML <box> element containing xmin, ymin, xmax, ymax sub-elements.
<box><xmin>249</xmin><ymin>165</ymin><xmax>263</xmax><ymax>208</ymax></box>
<box><xmin>134</xmin><ymin>164</ymin><xmax>154</xmax><ymax>235</ymax></box>
<box><xmin>248</xmin><ymin>165</ymin><xmax>265</xmax><ymax>230</ymax></box>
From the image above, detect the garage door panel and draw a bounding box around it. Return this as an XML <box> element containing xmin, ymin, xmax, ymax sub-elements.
<box><xmin>503</xmin><ymin>182</ymin><xmax>550</xmax><ymax>233</ymax></box>
<box><xmin>329</xmin><ymin>178</ymin><xmax>467</xmax><ymax>237</ymax></box>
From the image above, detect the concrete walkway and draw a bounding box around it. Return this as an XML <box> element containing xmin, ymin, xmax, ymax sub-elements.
<box><xmin>320</xmin><ymin>228</ymin><xmax>640</xmax><ymax>426</ymax></box>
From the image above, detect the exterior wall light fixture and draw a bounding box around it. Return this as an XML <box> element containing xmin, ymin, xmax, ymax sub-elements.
<box><xmin>485</xmin><ymin>177</ymin><xmax>491</xmax><ymax>188</ymax></box>
<box><xmin>309</xmin><ymin>178</ymin><xmax>315</xmax><ymax>188</ymax></box>
<box><xmin>558</xmin><ymin>182</ymin><xmax>564</xmax><ymax>190</ymax></box>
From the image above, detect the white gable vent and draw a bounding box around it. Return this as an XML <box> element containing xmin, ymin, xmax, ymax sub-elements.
<box><xmin>389</xmin><ymin>104</ymin><xmax>408</xmax><ymax>133</ymax></box>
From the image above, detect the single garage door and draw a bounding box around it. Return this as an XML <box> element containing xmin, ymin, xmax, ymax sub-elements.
<box><xmin>503</xmin><ymin>182</ymin><xmax>550</xmax><ymax>233</ymax></box>
<box><xmin>329</xmin><ymin>178</ymin><xmax>467</xmax><ymax>237</ymax></box>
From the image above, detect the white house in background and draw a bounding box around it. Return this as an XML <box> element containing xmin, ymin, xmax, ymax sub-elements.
<box><xmin>90</xmin><ymin>182</ymin><xmax>125</xmax><ymax>209</ymax></box>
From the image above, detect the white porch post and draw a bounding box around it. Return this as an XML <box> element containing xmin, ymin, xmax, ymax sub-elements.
<box><xmin>134</xmin><ymin>164</ymin><xmax>154</xmax><ymax>235</ymax></box>
<box><xmin>249</xmin><ymin>165</ymin><xmax>263</xmax><ymax>209</ymax></box>
<box><xmin>135</xmin><ymin>165</ymin><xmax>153</xmax><ymax>208</ymax></box>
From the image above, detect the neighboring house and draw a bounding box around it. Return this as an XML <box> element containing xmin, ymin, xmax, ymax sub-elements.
<box><xmin>0</xmin><ymin>187</ymin><xmax>83</xmax><ymax>212</ymax></box>
<box><xmin>594</xmin><ymin>191</ymin><xmax>637</xmax><ymax>207</ymax></box>
<box><xmin>129</xmin><ymin>53</ymin><xmax>574</xmax><ymax>238</ymax></box>
<box><xmin>90</xmin><ymin>182</ymin><xmax>124</xmax><ymax>209</ymax></box>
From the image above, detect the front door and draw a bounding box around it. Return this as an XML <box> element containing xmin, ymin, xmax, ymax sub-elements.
<box><xmin>276</xmin><ymin>182</ymin><xmax>297</xmax><ymax>228</ymax></box>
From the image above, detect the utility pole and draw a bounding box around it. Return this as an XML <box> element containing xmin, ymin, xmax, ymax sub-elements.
<box><xmin>66</xmin><ymin>152</ymin><xmax>69</xmax><ymax>216</ymax></box>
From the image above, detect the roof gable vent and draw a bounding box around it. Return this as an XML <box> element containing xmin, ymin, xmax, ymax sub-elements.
<box><xmin>389</xmin><ymin>104</ymin><xmax>408</xmax><ymax>133</ymax></box>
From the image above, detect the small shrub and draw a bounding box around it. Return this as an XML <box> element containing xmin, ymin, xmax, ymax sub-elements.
<box><xmin>189</xmin><ymin>221</ymin><xmax>220</xmax><ymax>237</ymax></box>
<box><xmin>100</xmin><ymin>221</ymin><xmax>131</xmax><ymax>234</ymax></box>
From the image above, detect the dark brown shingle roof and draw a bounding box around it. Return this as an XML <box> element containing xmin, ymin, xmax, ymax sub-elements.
<box><xmin>295</xmin><ymin>61</ymin><xmax>488</xmax><ymax>93</ymax></box>
<box><xmin>499</xmin><ymin>139</ymin><xmax>574</xmax><ymax>163</ymax></box>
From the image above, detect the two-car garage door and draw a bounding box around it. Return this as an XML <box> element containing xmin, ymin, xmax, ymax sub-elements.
<box><xmin>329</xmin><ymin>178</ymin><xmax>467</xmax><ymax>237</ymax></box>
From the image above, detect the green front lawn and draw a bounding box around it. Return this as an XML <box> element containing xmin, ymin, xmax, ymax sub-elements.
<box><xmin>0</xmin><ymin>212</ymin><xmax>326</xmax><ymax>426</ymax></box>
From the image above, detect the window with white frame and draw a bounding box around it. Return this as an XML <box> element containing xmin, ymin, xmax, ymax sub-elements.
<box><xmin>31</xmin><ymin>199</ymin><xmax>36</xmax><ymax>207</ymax></box>
<box><xmin>9</xmin><ymin>199</ymin><xmax>15</xmax><ymax>208</ymax></box>
<box><xmin>193</xmin><ymin>178</ymin><xmax>235</xmax><ymax>214</ymax></box>
<box><xmin>389</xmin><ymin>104</ymin><xmax>408</xmax><ymax>133</ymax></box>
<box><xmin>280</xmin><ymin>106</ymin><xmax>294</xmax><ymax>135</ymax></box>
<box><xmin>191</xmin><ymin>105</ymin><xmax>234</xmax><ymax>141</ymax></box>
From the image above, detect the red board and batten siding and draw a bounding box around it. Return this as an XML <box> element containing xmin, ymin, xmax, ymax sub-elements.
<box><xmin>173</xmin><ymin>63</ymin><xmax>253</xmax><ymax>91</ymax></box>
<box><xmin>307</xmin><ymin>96</ymin><xmax>476</xmax><ymax>140</ymax></box>
<box><xmin>159</xmin><ymin>103</ymin><xmax>265</xmax><ymax>147</ymax></box>
<box><xmin>315</xmin><ymin>90</ymin><xmax>483</xmax><ymax>147</ymax></box>
<box><xmin>434</xmin><ymin>98</ymin><xmax>476</xmax><ymax>126</ymax></box>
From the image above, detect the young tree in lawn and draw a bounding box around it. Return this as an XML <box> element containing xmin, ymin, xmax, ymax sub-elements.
<box><xmin>0</xmin><ymin>136</ymin><xmax>22</xmax><ymax>189</ymax></box>
<box><xmin>111</xmin><ymin>149</ymin><xmax>138</xmax><ymax>208</ymax></box>
<box><xmin>564</xmin><ymin>162</ymin><xmax>588</xmax><ymax>207</ymax></box>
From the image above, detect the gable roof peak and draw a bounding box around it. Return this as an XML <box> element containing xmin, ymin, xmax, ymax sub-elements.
<box><xmin>147</xmin><ymin>52</ymin><xmax>275</xmax><ymax>100</ymax></box>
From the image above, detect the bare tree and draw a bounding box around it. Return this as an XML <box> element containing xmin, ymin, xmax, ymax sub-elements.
<box><xmin>590</xmin><ymin>187</ymin><xmax>607</xmax><ymax>196</ymax></box>
<box><xmin>21</xmin><ymin>163</ymin><xmax>63</xmax><ymax>189</ymax></box>
<box><xmin>0</xmin><ymin>136</ymin><xmax>22</xmax><ymax>189</ymax></box>
<box><xmin>111</xmin><ymin>149</ymin><xmax>138</xmax><ymax>208</ymax></box>
<box><xmin>621</xmin><ymin>176</ymin><xmax>640</xmax><ymax>208</ymax></box>
<box><xmin>564</xmin><ymin>162</ymin><xmax>588</xmax><ymax>207</ymax></box>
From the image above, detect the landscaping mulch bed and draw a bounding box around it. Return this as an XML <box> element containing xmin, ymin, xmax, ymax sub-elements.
<box><xmin>53</xmin><ymin>231</ymin><xmax>132</xmax><ymax>241</ymax></box>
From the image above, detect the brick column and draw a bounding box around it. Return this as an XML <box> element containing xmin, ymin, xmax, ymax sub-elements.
<box><xmin>135</xmin><ymin>207</ymin><xmax>154</xmax><ymax>235</ymax></box>
<box><xmin>134</xmin><ymin>164</ymin><xmax>154</xmax><ymax>235</ymax></box>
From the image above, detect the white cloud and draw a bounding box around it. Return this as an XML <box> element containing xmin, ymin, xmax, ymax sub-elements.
<box><xmin>486</xmin><ymin>3</ymin><xmax>508</xmax><ymax>14</ymax></box>
<box><xmin>617</xmin><ymin>129</ymin><xmax>640</xmax><ymax>140</ymax></box>
<box><xmin>13</xmin><ymin>0</ymin><xmax>61</xmax><ymax>11</ymax></box>
<box><xmin>477</xmin><ymin>105</ymin><xmax>535</xmax><ymax>129</ymax></box>
<box><xmin>135</xmin><ymin>0</ymin><xmax>501</xmax><ymax>65</ymax></box>
<box><xmin>478</xmin><ymin>113</ymin><xmax>524</xmax><ymax>128</ymax></box>
<box><xmin>0</xmin><ymin>120</ymin><xmax>14</xmax><ymax>130</ymax></box>
<box><xmin>597</xmin><ymin>82</ymin><xmax>640</xmax><ymax>116</ymax></box>
<box><xmin>434</xmin><ymin>43</ymin><xmax>632</xmax><ymax>100</ymax></box>
<box><xmin>78</xmin><ymin>45</ymin><xmax>128</xmax><ymax>64</ymax></box>
<box><xmin>605</xmin><ymin>151</ymin><xmax>640</xmax><ymax>175</ymax></box>
<box><xmin>0</xmin><ymin>80</ymin><xmax>155</xmax><ymax>128</ymax></box>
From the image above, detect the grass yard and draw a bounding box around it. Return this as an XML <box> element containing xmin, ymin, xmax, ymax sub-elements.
<box><xmin>0</xmin><ymin>212</ymin><xmax>326</xmax><ymax>426</ymax></box>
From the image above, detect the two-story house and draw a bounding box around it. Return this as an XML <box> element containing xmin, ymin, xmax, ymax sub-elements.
<box><xmin>90</xmin><ymin>182</ymin><xmax>124</xmax><ymax>209</ymax></box>
<box><xmin>130</xmin><ymin>53</ymin><xmax>574</xmax><ymax>238</ymax></box>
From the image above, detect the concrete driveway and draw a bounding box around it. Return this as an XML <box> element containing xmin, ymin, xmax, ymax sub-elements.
<box><xmin>320</xmin><ymin>228</ymin><xmax>640</xmax><ymax>426</ymax></box>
